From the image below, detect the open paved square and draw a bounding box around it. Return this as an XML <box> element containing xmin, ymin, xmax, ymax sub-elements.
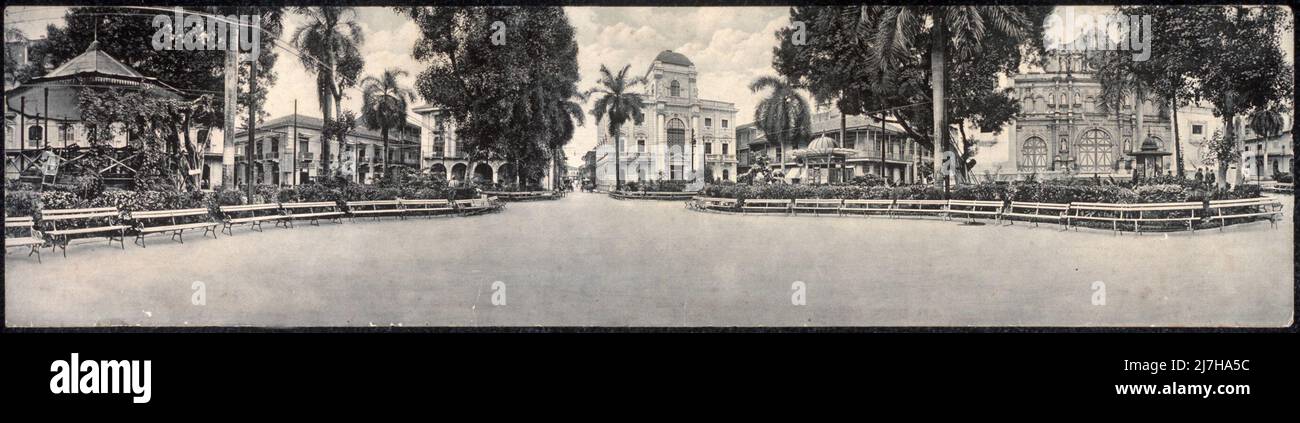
<box><xmin>4</xmin><ymin>193</ymin><xmax>1293</xmax><ymax>327</ymax></box>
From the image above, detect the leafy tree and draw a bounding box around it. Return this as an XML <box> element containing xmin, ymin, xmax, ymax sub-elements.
<box><xmin>1193</xmin><ymin>5</ymin><xmax>1293</xmax><ymax>188</ymax></box>
<box><xmin>77</xmin><ymin>87</ymin><xmax>217</xmax><ymax>190</ymax></box>
<box><xmin>290</xmin><ymin>6</ymin><xmax>365</xmax><ymax>176</ymax></box>
<box><xmin>360</xmin><ymin>68</ymin><xmax>417</xmax><ymax>178</ymax></box>
<box><xmin>403</xmin><ymin>7</ymin><xmax>580</xmax><ymax>188</ymax></box>
<box><xmin>584</xmin><ymin>64</ymin><xmax>647</xmax><ymax>190</ymax></box>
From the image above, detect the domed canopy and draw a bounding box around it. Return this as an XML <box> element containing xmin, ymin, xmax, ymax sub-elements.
<box><xmin>1128</xmin><ymin>136</ymin><xmax>1171</xmax><ymax>157</ymax></box>
<box><xmin>806</xmin><ymin>135</ymin><xmax>837</xmax><ymax>153</ymax></box>
<box><xmin>654</xmin><ymin>50</ymin><xmax>694</xmax><ymax>67</ymax></box>
<box><xmin>790</xmin><ymin>135</ymin><xmax>857</xmax><ymax>159</ymax></box>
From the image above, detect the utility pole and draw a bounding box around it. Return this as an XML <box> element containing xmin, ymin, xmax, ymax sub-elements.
<box><xmin>222</xmin><ymin>39</ymin><xmax>238</xmax><ymax>188</ymax></box>
<box><xmin>293</xmin><ymin>100</ymin><xmax>298</xmax><ymax>186</ymax></box>
<box><xmin>245</xmin><ymin>55</ymin><xmax>257</xmax><ymax>200</ymax></box>
<box><xmin>43</xmin><ymin>87</ymin><xmax>49</xmax><ymax>149</ymax></box>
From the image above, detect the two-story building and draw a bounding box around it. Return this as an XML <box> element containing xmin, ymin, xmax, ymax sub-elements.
<box><xmin>231</xmin><ymin>114</ymin><xmax>420</xmax><ymax>186</ymax></box>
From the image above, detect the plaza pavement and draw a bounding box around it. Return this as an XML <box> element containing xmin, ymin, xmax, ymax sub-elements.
<box><xmin>4</xmin><ymin>192</ymin><xmax>1293</xmax><ymax>327</ymax></box>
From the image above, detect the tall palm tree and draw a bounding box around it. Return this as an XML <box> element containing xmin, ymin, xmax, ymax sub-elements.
<box><xmin>584</xmin><ymin>64</ymin><xmax>647</xmax><ymax>190</ymax></box>
<box><xmin>290</xmin><ymin>6</ymin><xmax>364</xmax><ymax>176</ymax></box>
<box><xmin>749</xmin><ymin>75</ymin><xmax>811</xmax><ymax>178</ymax></box>
<box><xmin>863</xmin><ymin>6</ymin><xmax>1029</xmax><ymax>186</ymax></box>
<box><xmin>360</xmin><ymin>68</ymin><xmax>417</xmax><ymax>180</ymax></box>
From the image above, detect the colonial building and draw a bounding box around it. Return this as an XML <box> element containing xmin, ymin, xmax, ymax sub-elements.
<box><xmin>742</xmin><ymin>103</ymin><xmax>927</xmax><ymax>184</ymax></box>
<box><xmin>412</xmin><ymin>104</ymin><xmax>514</xmax><ymax>187</ymax></box>
<box><xmin>1009</xmin><ymin>52</ymin><xmax>1174</xmax><ymax>178</ymax></box>
<box><xmin>231</xmin><ymin>113</ymin><xmax>420</xmax><ymax>186</ymax></box>
<box><xmin>592</xmin><ymin>50</ymin><xmax>739</xmax><ymax>189</ymax></box>
<box><xmin>1240</xmin><ymin>113</ymin><xmax>1294</xmax><ymax>181</ymax></box>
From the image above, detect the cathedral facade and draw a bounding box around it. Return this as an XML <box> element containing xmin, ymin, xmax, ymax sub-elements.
<box><xmin>1009</xmin><ymin>52</ymin><xmax>1174</xmax><ymax>178</ymax></box>
<box><xmin>593</xmin><ymin>50</ymin><xmax>738</xmax><ymax>189</ymax></box>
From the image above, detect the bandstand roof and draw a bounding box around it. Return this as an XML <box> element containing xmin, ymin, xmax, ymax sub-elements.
<box><xmin>5</xmin><ymin>40</ymin><xmax>181</xmax><ymax>122</ymax></box>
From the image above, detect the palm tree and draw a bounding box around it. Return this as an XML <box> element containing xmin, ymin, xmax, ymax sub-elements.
<box><xmin>584</xmin><ymin>64</ymin><xmax>647</xmax><ymax>190</ymax></box>
<box><xmin>749</xmin><ymin>75</ymin><xmax>811</xmax><ymax>179</ymax></box>
<box><xmin>863</xmin><ymin>6</ymin><xmax>1029</xmax><ymax>186</ymax></box>
<box><xmin>1248</xmin><ymin>108</ymin><xmax>1287</xmax><ymax>180</ymax></box>
<box><xmin>547</xmin><ymin>92</ymin><xmax>585</xmax><ymax>190</ymax></box>
<box><xmin>360</xmin><ymin>68</ymin><xmax>417</xmax><ymax>181</ymax></box>
<box><xmin>290</xmin><ymin>6</ymin><xmax>364</xmax><ymax>176</ymax></box>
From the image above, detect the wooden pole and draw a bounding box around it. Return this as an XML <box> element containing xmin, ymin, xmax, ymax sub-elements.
<box><xmin>246</xmin><ymin>56</ymin><xmax>257</xmax><ymax>200</ymax></box>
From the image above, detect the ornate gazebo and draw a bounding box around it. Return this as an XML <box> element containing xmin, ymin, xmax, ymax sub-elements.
<box><xmin>790</xmin><ymin>135</ymin><xmax>857</xmax><ymax>184</ymax></box>
<box><xmin>1127</xmin><ymin>137</ymin><xmax>1171</xmax><ymax>178</ymax></box>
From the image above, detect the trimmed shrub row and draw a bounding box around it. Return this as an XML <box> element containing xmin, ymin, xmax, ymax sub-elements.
<box><xmin>702</xmin><ymin>181</ymin><xmax>1264</xmax><ymax>204</ymax></box>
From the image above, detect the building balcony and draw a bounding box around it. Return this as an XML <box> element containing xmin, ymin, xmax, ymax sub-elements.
<box><xmin>705</xmin><ymin>154</ymin><xmax>737</xmax><ymax>163</ymax></box>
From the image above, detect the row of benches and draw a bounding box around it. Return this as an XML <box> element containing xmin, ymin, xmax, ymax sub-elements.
<box><xmin>481</xmin><ymin>191</ymin><xmax>560</xmax><ymax>201</ymax></box>
<box><xmin>610</xmin><ymin>191</ymin><xmax>700</xmax><ymax>201</ymax></box>
<box><xmin>689</xmin><ymin>196</ymin><xmax>1284</xmax><ymax>233</ymax></box>
<box><xmin>5</xmin><ymin>197</ymin><xmax>500</xmax><ymax>259</ymax></box>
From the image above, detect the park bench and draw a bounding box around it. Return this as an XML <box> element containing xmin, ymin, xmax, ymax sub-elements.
<box><xmin>793</xmin><ymin>199</ymin><xmax>843</xmax><ymax>216</ymax></box>
<box><xmin>455</xmin><ymin>196</ymin><xmax>497</xmax><ymax>214</ymax></box>
<box><xmin>5</xmin><ymin>216</ymin><xmax>46</xmax><ymax>262</ymax></box>
<box><xmin>741</xmin><ymin>199</ymin><xmax>792</xmax><ymax>214</ymax></box>
<box><xmin>219</xmin><ymin>203</ymin><xmax>290</xmax><ymax>235</ymax></box>
<box><xmin>946</xmin><ymin>199</ymin><xmax>1004</xmax><ymax>223</ymax></box>
<box><xmin>1067</xmin><ymin>202</ymin><xmax>1130</xmax><ymax>233</ymax></box>
<box><xmin>691</xmin><ymin>196</ymin><xmax>737</xmax><ymax>211</ymax></box>
<box><xmin>840</xmin><ymin>199</ymin><xmax>894</xmax><ymax>216</ymax></box>
<box><xmin>398</xmin><ymin>198</ymin><xmax>454</xmax><ymax>217</ymax></box>
<box><xmin>1002</xmin><ymin>201</ymin><xmax>1071</xmax><ymax>228</ymax></box>
<box><xmin>40</xmin><ymin>206</ymin><xmax>129</xmax><ymax>257</ymax></box>
<box><xmin>345</xmin><ymin>200</ymin><xmax>406</xmax><ymax>222</ymax></box>
<box><xmin>127</xmin><ymin>208</ymin><xmax>220</xmax><ymax>247</ymax></box>
<box><xmin>889</xmin><ymin>199</ymin><xmax>949</xmax><ymax>219</ymax></box>
<box><xmin>1124</xmin><ymin>202</ymin><xmax>1205</xmax><ymax>233</ymax></box>
<box><xmin>1207</xmin><ymin>197</ymin><xmax>1284</xmax><ymax>230</ymax></box>
<box><xmin>281</xmin><ymin>201</ymin><xmax>345</xmax><ymax>227</ymax></box>
<box><xmin>1262</xmin><ymin>183</ymin><xmax>1292</xmax><ymax>194</ymax></box>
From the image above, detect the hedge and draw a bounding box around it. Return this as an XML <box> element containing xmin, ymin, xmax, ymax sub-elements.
<box><xmin>702</xmin><ymin>181</ymin><xmax>1264</xmax><ymax>204</ymax></box>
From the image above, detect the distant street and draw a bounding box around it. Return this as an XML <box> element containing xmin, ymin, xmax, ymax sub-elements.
<box><xmin>5</xmin><ymin>193</ymin><xmax>1293</xmax><ymax>327</ymax></box>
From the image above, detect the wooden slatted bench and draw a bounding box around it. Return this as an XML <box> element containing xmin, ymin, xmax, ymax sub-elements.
<box><xmin>946</xmin><ymin>199</ymin><xmax>1004</xmax><ymax>223</ymax></box>
<box><xmin>840</xmin><ymin>199</ymin><xmax>894</xmax><ymax>216</ymax></box>
<box><xmin>40</xmin><ymin>207</ymin><xmax>128</xmax><ymax>257</ymax></box>
<box><xmin>127</xmin><ymin>208</ymin><xmax>220</xmax><ymax>247</ymax></box>
<box><xmin>1125</xmin><ymin>202</ymin><xmax>1204</xmax><ymax>233</ymax></box>
<box><xmin>1207</xmin><ymin>197</ymin><xmax>1283</xmax><ymax>230</ymax></box>
<box><xmin>219</xmin><ymin>203</ymin><xmax>289</xmax><ymax>235</ymax></box>
<box><xmin>691</xmin><ymin>196</ymin><xmax>738</xmax><ymax>211</ymax></box>
<box><xmin>398</xmin><ymin>199</ymin><xmax>454</xmax><ymax>217</ymax></box>
<box><xmin>281</xmin><ymin>201</ymin><xmax>345</xmax><ymax>227</ymax></box>
<box><xmin>5</xmin><ymin>216</ymin><xmax>46</xmax><ymax>262</ymax></box>
<box><xmin>345</xmin><ymin>200</ymin><xmax>405</xmax><ymax>222</ymax></box>
<box><xmin>889</xmin><ymin>199</ymin><xmax>948</xmax><ymax>219</ymax></box>
<box><xmin>793</xmin><ymin>199</ymin><xmax>843</xmax><ymax>215</ymax></box>
<box><xmin>1003</xmin><ymin>201</ymin><xmax>1070</xmax><ymax>228</ymax></box>
<box><xmin>741</xmin><ymin>199</ymin><xmax>791</xmax><ymax>214</ymax></box>
<box><xmin>1067</xmin><ymin>202</ymin><xmax>1130</xmax><ymax>234</ymax></box>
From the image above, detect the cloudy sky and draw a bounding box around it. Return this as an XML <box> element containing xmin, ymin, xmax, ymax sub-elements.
<box><xmin>6</xmin><ymin>6</ymin><xmax>1292</xmax><ymax>162</ymax></box>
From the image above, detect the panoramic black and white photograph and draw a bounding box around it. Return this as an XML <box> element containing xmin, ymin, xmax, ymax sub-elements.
<box><xmin>2</xmin><ymin>4</ymin><xmax>1294</xmax><ymax>328</ymax></box>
